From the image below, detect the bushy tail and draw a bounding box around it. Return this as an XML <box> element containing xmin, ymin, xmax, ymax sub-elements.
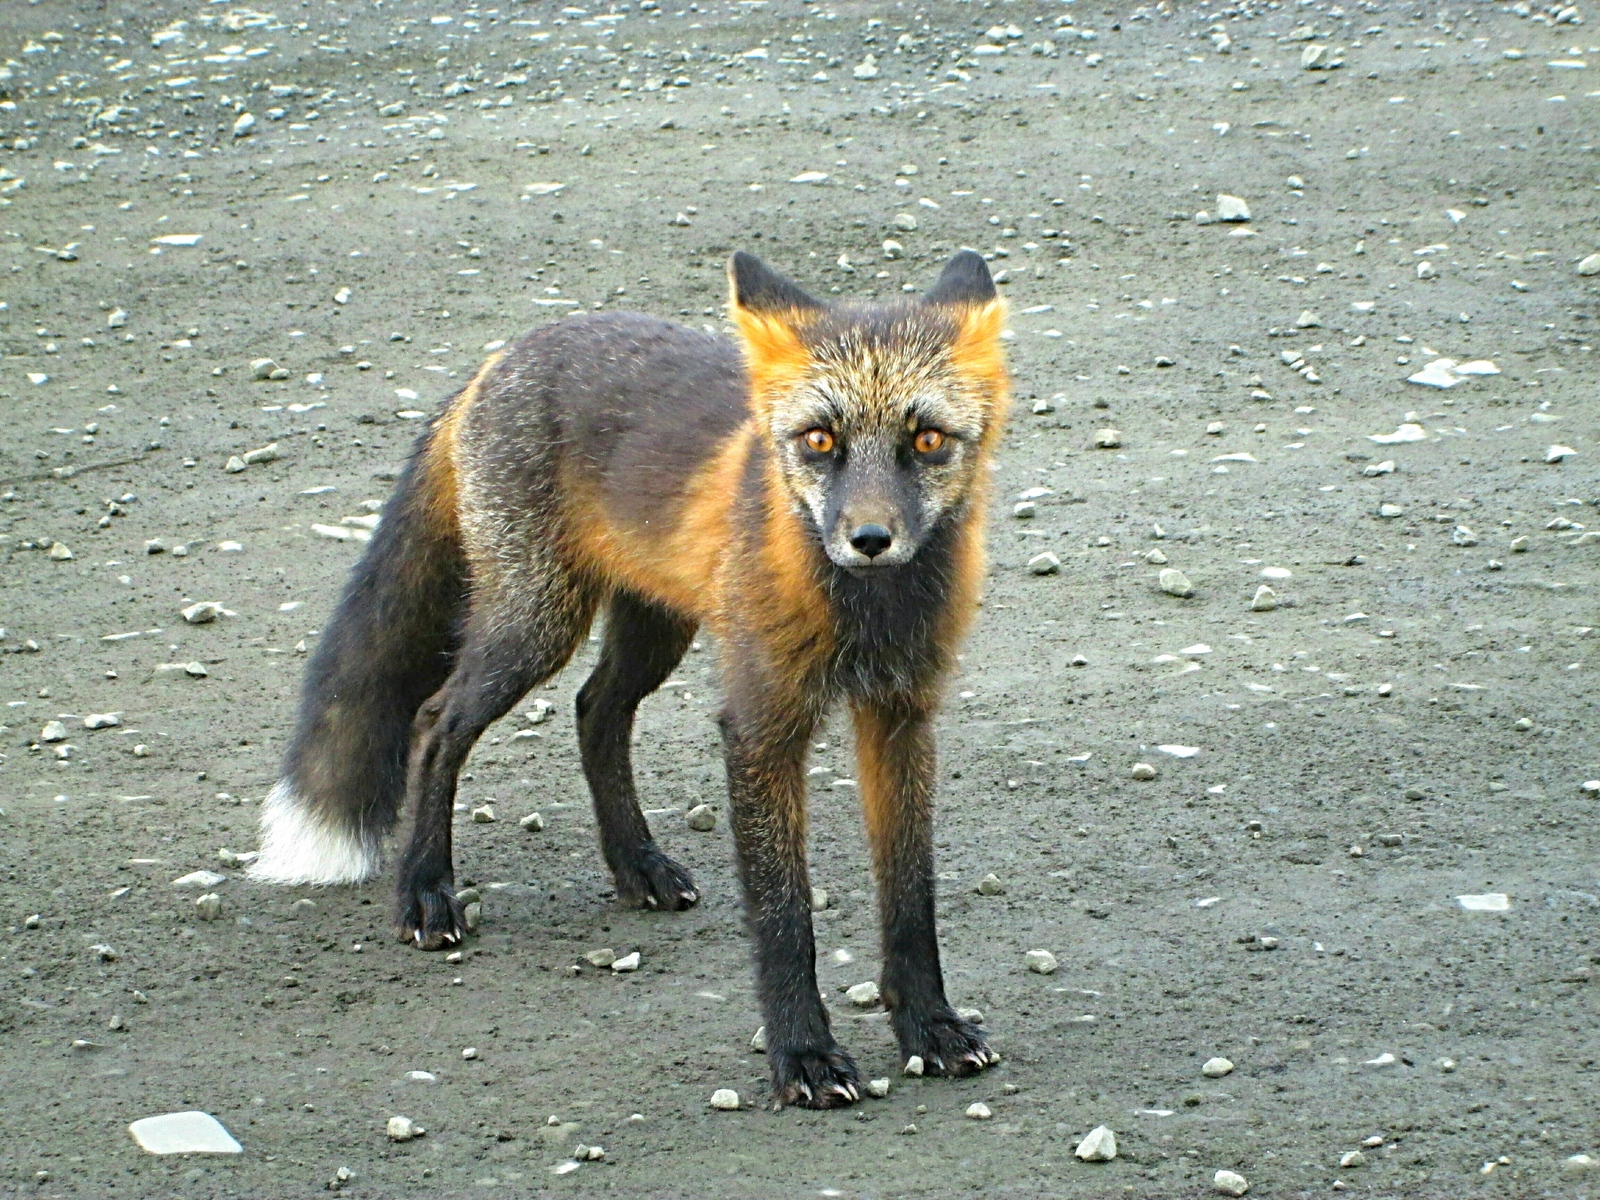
<box><xmin>250</xmin><ymin>425</ymin><xmax>466</xmax><ymax>885</ymax></box>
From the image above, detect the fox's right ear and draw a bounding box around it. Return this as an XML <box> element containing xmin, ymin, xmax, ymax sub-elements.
<box><xmin>727</xmin><ymin>252</ymin><xmax>822</xmax><ymax>396</ymax></box>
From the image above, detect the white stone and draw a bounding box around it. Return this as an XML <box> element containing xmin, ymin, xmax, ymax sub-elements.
<box><xmin>84</xmin><ymin>713</ymin><xmax>120</xmax><ymax>729</ymax></box>
<box><xmin>611</xmin><ymin>950</ymin><xmax>641</xmax><ymax>972</ymax></box>
<box><xmin>853</xmin><ymin>54</ymin><xmax>879</xmax><ymax>79</ymax></box>
<box><xmin>195</xmin><ymin>893</ymin><xmax>222</xmax><ymax>921</ymax></box>
<box><xmin>750</xmin><ymin>1026</ymin><xmax>767</xmax><ymax>1052</ymax></box>
<box><xmin>1202</xmin><ymin>1056</ymin><xmax>1234</xmax><ymax>1077</ymax></box>
<box><xmin>1294</xmin><ymin>309</ymin><xmax>1321</xmax><ymax>327</ymax></box>
<box><xmin>1025</xmin><ymin>949</ymin><xmax>1058</xmax><ymax>974</ymax></box>
<box><xmin>1214</xmin><ymin>1169</ymin><xmax>1249</xmax><ymax>1196</ymax></box>
<box><xmin>1378</xmin><ymin>503</ymin><xmax>1405</xmax><ymax>518</ymax></box>
<box><xmin>1340</xmin><ymin>1150</ymin><xmax>1366</xmax><ymax>1168</ymax></box>
<box><xmin>1251</xmin><ymin>585</ymin><xmax>1277</xmax><ymax>612</ymax></box>
<box><xmin>1578</xmin><ymin>254</ymin><xmax>1600</xmax><ymax>277</ymax></box>
<box><xmin>585</xmin><ymin>948</ymin><xmax>617</xmax><ymax>967</ymax></box>
<box><xmin>1028</xmin><ymin>552</ymin><xmax>1060</xmax><ymax>576</ymax></box>
<box><xmin>232</xmin><ymin>112</ymin><xmax>255</xmax><ymax>137</ymax></box>
<box><xmin>387</xmin><ymin>1115</ymin><xmax>424</xmax><ymax>1141</ymax></box>
<box><xmin>903</xmin><ymin>1055</ymin><xmax>925</xmax><ymax>1076</ymax></box>
<box><xmin>1075</xmin><ymin>1125</ymin><xmax>1118</xmax><ymax>1161</ymax></box>
<box><xmin>1363</xmin><ymin>460</ymin><xmax>1395</xmax><ymax>476</ymax></box>
<box><xmin>1562</xmin><ymin>1154</ymin><xmax>1599</xmax><ymax>1176</ymax></box>
<box><xmin>129</xmin><ymin>1112</ymin><xmax>242</xmax><ymax>1155</ymax></box>
<box><xmin>172</xmin><ymin>870</ymin><xmax>227</xmax><ymax>889</ymax></box>
<box><xmin>47</xmin><ymin>542</ymin><xmax>73</xmax><ymax>560</ymax></box>
<box><xmin>966</xmin><ymin>1102</ymin><xmax>992</xmax><ymax>1120</ymax></box>
<box><xmin>242</xmin><ymin>443</ymin><xmax>280</xmax><ymax>465</ymax></box>
<box><xmin>1457</xmin><ymin>893</ymin><xmax>1510</xmax><ymax>912</ymax></box>
<box><xmin>709</xmin><ymin>1088</ymin><xmax>740</xmax><ymax>1110</ymax></box>
<box><xmin>1158</xmin><ymin>569</ymin><xmax>1194</xmax><ymax>597</ymax></box>
<box><xmin>1093</xmin><ymin>427</ymin><xmax>1122</xmax><ymax>448</ymax></box>
<box><xmin>1407</xmin><ymin>361</ymin><xmax>1458</xmax><ymax>388</ymax></box>
<box><xmin>866</xmin><ymin>1078</ymin><xmax>890</xmax><ymax>1098</ymax></box>
<box><xmin>462</xmin><ymin>1047</ymin><xmax>479</xmax><ymax>1060</ymax></box>
<box><xmin>406</xmin><ymin>1070</ymin><xmax>437</xmax><ymax>1082</ymax></box>
<box><xmin>1215</xmin><ymin>194</ymin><xmax>1251</xmax><ymax>222</ymax></box>
<box><xmin>41</xmin><ymin>720</ymin><xmax>68</xmax><ymax>743</ymax></box>
<box><xmin>470</xmin><ymin>804</ymin><xmax>496</xmax><ymax>823</ymax></box>
<box><xmin>686</xmin><ymin>804</ymin><xmax>716</xmax><ymax>831</ymax></box>
<box><xmin>976</xmin><ymin>872</ymin><xmax>1005</xmax><ymax>895</ymax></box>
<box><xmin>1157</xmin><ymin>745</ymin><xmax>1200</xmax><ymax>759</ymax></box>
<box><xmin>1369</xmin><ymin>423</ymin><xmax>1427</xmax><ymax>444</ymax></box>
<box><xmin>1453</xmin><ymin>360</ymin><xmax>1499</xmax><ymax>375</ymax></box>
<box><xmin>1132</xmin><ymin>762</ymin><xmax>1158</xmax><ymax>781</ymax></box>
<box><xmin>846</xmin><ymin>981</ymin><xmax>881</xmax><ymax>1006</ymax></box>
<box><xmin>1144</xmin><ymin>548</ymin><xmax>1167</xmax><ymax>564</ymax></box>
<box><xmin>789</xmin><ymin>171</ymin><xmax>829</xmax><ymax>184</ymax></box>
<box><xmin>519</xmin><ymin>812</ymin><xmax>545</xmax><ymax>831</ymax></box>
<box><xmin>525</xmin><ymin>698</ymin><xmax>554</xmax><ymax>724</ymax></box>
<box><xmin>811</xmin><ymin>887</ymin><xmax>830</xmax><ymax>911</ymax></box>
<box><xmin>1547</xmin><ymin>444</ymin><xmax>1578</xmax><ymax>463</ymax></box>
<box><xmin>225</xmin><ymin>456</ymin><xmax>248</xmax><ymax>474</ymax></box>
<box><xmin>181</xmin><ymin>601</ymin><xmax>229</xmax><ymax>624</ymax></box>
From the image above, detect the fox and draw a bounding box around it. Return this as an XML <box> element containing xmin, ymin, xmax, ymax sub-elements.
<box><xmin>249</xmin><ymin>249</ymin><xmax>1011</xmax><ymax>1108</ymax></box>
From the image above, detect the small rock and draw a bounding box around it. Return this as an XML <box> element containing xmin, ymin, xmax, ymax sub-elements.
<box><xmin>846</xmin><ymin>981</ymin><xmax>881</xmax><ymax>1007</ymax></box>
<box><xmin>1215</xmin><ymin>194</ymin><xmax>1251</xmax><ymax>222</ymax></box>
<box><xmin>462</xmin><ymin>1047</ymin><xmax>479</xmax><ymax>1060</ymax></box>
<box><xmin>1452</xmin><ymin>526</ymin><xmax>1479</xmax><ymax>547</ymax></box>
<box><xmin>1416</xmin><ymin>261</ymin><xmax>1437</xmax><ymax>280</ymax></box>
<box><xmin>1075</xmin><ymin>1125</ymin><xmax>1118</xmax><ymax>1161</ymax></box>
<box><xmin>1132</xmin><ymin>762</ymin><xmax>1158</xmax><ymax>781</ymax></box>
<box><xmin>686</xmin><ymin>804</ymin><xmax>716</xmax><ymax>832</ymax></box>
<box><xmin>750</xmin><ymin>1026</ymin><xmax>767</xmax><ymax>1052</ymax></box>
<box><xmin>108</xmin><ymin>309</ymin><xmax>128</xmax><ymax>329</ymax></box>
<box><xmin>1547</xmin><ymin>444</ymin><xmax>1578</xmax><ymax>463</ymax></box>
<box><xmin>966</xmin><ymin>1102</ymin><xmax>992</xmax><ymax>1120</ymax></box>
<box><xmin>810</xmin><ymin>887</ymin><xmax>830</xmax><ymax>912</ymax></box>
<box><xmin>224</xmin><ymin>456</ymin><xmax>247</xmax><ymax>474</ymax></box>
<box><xmin>195</xmin><ymin>893</ymin><xmax>223</xmax><ymax>921</ymax></box>
<box><xmin>232</xmin><ymin>112</ymin><xmax>256</xmax><ymax>137</ymax></box>
<box><xmin>611</xmin><ymin>950</ymin><xmax>640</xmax><ymax>972</ymax></box>
<box><xmin>1158</xmin><ymin>568</ymin><xmax>1194</xmax><ymax>597</ymax></box>
<box><xmin>84</xmin><ymin>713</ymin><xmax>121</xmax><ymax>729</ymax></box>
<box><xmin>1369</xmin><ymin>423</ymin><xmax>1427</xmax><ymax>444</ymax></box>
<box><xmin>181</xmin><ymin>601</ymin><xmax>229</xmax><ymax>625</ymax></box>
<box><xmin>250</xmin><ymin>358</ymin><xmax>277</xmax><ymax>380</ymax></box>
<box><xmin>709</xmin><ymin>1088</ymin><xmax>740</xmax><ymax>1110</ymax></box>
<box><xmin>41</xmin><ymin>720</ymin><xmax>68</xmax><ymax>743</ymax></box>
<box><xmin>1340</xmin><ymin>1150</ymin><xmax>1366</xmax><ymax>1168</ymax></box>
<box><xmin>1144</xmin><ymin>548</ymin><xmax>1168</xmax><ymax>565</ymax></box>
<box><xmin>1294</xmin><ymin>310</ymin><xmax>1321</xmax><ymax>328</ymax></box>
<box><xmin>525</xmin><ymin>698</ymin><xmax>553</xmax><ymax>724</ymax></box>
<box><xmin>1025</xmin><ymin>949</ymin><xmax>1058</xmax><ymax>974</ymax></box>
<box><xmin>1251</xmin><ymin>585</ymin><xmax>1277</xmax><ymax>612</ymax></box>
<box><xmin>1014</xmin><ymin>501</ymin><xmax>1037</xmax><ymax>518</ymax></box>
<box><xmin>288</xmin><ymin>897</ymin><xmax>317</xmax><ymax>917</ymax></box>
<box><xmin>893</xmin><ymin>212</ymin><xmax>918</xmax><ymax>231</ymax></box>
<box><xmin>1214</xmin><ymin>1169</ymin><xmax>1250</xmax><ymax>1196</ymax></box>
<box><xmin>470</xmin><ymin>804</ymin><xmax>496</xmax><ymax>823</ymax></box>
<box><xmin>1457</xmin><ymin>893</ymin><xmax>1510</xmax><ymax>912</ymax></box>
<box><xmin>976</xmin><ymin>873</ymin><xmax>1006</xmax><ymax>896</ymax></box>
<box><xmin>866</xmin><ymin>1078</ymin><xmax>890</xmax><ymax>1098</ymax></box>
<box><xmin>462</xmin><ymin>901</ymin><xmax>481</xmax><ymax>931</ymax></box>
<box><xmin>1362</xmin><ymin>460</ymin><xmax>1396</xmax><ymax>477</ymax></box>
<box><xmin>1300</xmin><ymin>43</ymin><xmax>1326</xmax><ymax>68</ymax></box>
<box><xmin>1093</xmin><ymin>428</ymin><xmax>1122</xmax><ymax>449</ymax></box>
<box><xmin>1028</xmin><ymin>552</ymin><xmax>1060</xmax><ymax>576</ymax></box>
<box><xmin>1577</xmin><ymin>254</ymin><xmax>1600</xmax><ymax>277</ymax></box>
<box><xmin>172</xmin><ymin>870</ymin><xmax>227</xmax><ymax>890</ymax></box>
<box><xmin>241</xmin><ymin>443</ymin><xmax>280</xmax><ymax>465</ymax></box>
<box><xmin>518</xmin><ymin>812</ymin><xmax>545</xmax><ymax>831</ymax></box>
<box><xmin>853</xmin><ymin>54</ymin><xmax>879</xmax><ymax>79</ymax></box>
<box><xmin>1378</xmin><ymin>503</ymin><xmax>1405</xmax><ymax>519</ymax></box>
<box><xmin>1202</xmin><ymin>1056</ymin><xmax>1234</xmax><ymax>1078</ymax></box>
<box><xmin>386</xmin><ymin>1115</ymin><xmax>423</xmax><ymax>1142</ymax></box>
<box><xmin>1561</xmin><ymin>1154</ymin><xmax>1598</xmax><ymax>1176</ymax></box>
<box><xmin>47</xmin><ymin>542</ymin><xmax>74</xmax><ymax>561</ymax></box>
<box><xmin>903</xmin><ymin>1055</ymin><xmax>925</xmax><ymax>1076</ymax></box>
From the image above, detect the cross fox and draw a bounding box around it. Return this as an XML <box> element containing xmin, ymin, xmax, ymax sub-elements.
<box><xmin>251</xmin><ymin>249</ymin><xmax>1010</xmax><ymax>1107</ymax></box>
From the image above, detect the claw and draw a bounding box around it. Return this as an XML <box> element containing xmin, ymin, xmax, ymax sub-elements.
<box><xmin>413</xmin><ymin>930</ymin><xmax>423</xmax><ymax>947</ymax></box>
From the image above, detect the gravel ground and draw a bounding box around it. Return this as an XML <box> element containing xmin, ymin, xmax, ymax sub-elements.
<box><xmin>2</xmin><ymin>0</ymin><xmax>1598</xmax><ymax>1197</ymax></box>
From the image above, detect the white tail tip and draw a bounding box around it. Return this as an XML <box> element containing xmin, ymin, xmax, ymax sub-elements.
<box><xmin>248</xmin><ymin>780</ymin><xmax>381</xmax><ymax>886</ymax></box>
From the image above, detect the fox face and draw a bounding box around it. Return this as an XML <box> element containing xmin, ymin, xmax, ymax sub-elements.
<box><xmin>729</xmin><ymin>251</ymin><xmax>1009</xmax><ymax>571</ymax></box>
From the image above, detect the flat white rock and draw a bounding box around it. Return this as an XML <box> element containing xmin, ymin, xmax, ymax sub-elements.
<box><xmin>1156</xmin><ymin>744</ymin><xmax>1200</xmax><ymax>758</ymax></box>
<box><xmin>1547</xmin><ymin>444</ymin><xmax>1577</xmax><ymax>463</ymax></box>
<box><xmin>1215</xmin><ymin>194</ymin><xmax>1251</xmax><ymax>221</ymax></box>
<box><xmin>1075</xmin><ymin>1125</ymin><xmax>1118</xmax><ymax>1161</ymax></box>
<box><xmin>611</xmin><ymin>951</ymin><xmax>640</xmax><ymax>972</ymax></box>
<box><xmin>1158</xmin><ymin>568</ymin><xmax>1194</xmax><ymax>597</ymax></box>
<box><xmin>172</xmin><ymin>870</ymin><xmax>226</xmax><ymax>889</ymax></box>
<box><xmin>128</xmin><ymin>1111</ymin><xmax>241</xmax><ymax>1155</ymax></box>
<box><xmin>387</xmin><ymin>1115</ymin><xmax>423</xmax><ymax>1141</ymax></box>
<box><xmin>1457</xmin><ymin>893</ymin><xmax>1510</xmax><ymax>912</ymax></box>
<box><xmin>846</xmin><ymin>980</ymin><xmax>881</xmax><ymax>1006</ymax></box>
<box><xmin>1025</xmin><ymin>949</ymin><xmax>1058</xmax><ymax>974</ymax></box>
<box><xmin>1202</xmin><ymin>1056</ymin><xmax>1234</xmax><ymax>1077</ymax></box>
<box><xmin>709</xmin><ymin>1088</ymin><xmax>740</xmax><ymax>1110</ymax></box>
<box><xmin>1407</xmin><ymin>360</ymin><xmax>1460</xmax><ymax>389</ymax></box>
<box><xmin>1368</xmin><ymin>423</ymin><xmax>1427</xmax><ymax>444</ymax></box>
<box><xmin>965</xmin><ymin>1102</ymin><xmax>992</xmax><ymax>1120</ymax></box>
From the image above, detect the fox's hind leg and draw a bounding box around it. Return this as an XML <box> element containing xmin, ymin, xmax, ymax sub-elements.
<box><xmin>576</xmin><ymin>591</ymin><xmax>700</xmax><ymax>911</ymax></box>
<box><xmin>854</xmin><ymin>696</ymin><xmax>997</xmax><ymax>1077</ymax></box>
<box><xmin>394</xmin><ymin>579</ymin><xmax>597</xmax><ymax>949</ymax></box>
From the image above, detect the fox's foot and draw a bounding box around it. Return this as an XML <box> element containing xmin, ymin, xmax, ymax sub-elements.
<box><xmin>769</xmin><ymin>1042</ymin><xmax>861</xmax><ymax>1110</ymax></box>
<box><xmin>393</xmin><ymin>877</ymin><xmax>465</xmax><ymax>950</ymax></box>
<box><xmin>894</xmin><ymin>1009</ymin><xmax>998</xmax><ymax>1077</ymax></box>
<box><xmin>613</xmin><ymin>844</ymin><xmax>699</xmax><ymax>911</ymax></box>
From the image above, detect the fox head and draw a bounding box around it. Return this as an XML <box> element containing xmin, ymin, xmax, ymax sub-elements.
<box><xmin>727</xmin><ymin>250</ymin><xmax>1009</xmax><ymax>571</ymax></box>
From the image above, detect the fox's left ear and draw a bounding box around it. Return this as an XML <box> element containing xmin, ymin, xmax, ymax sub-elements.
<box><xmin>927</xmin><ymin>250</ymin><xmax>1007</xmax><ymax>383</ymax></box>
<box><xmin>727</xmin><ymin>252</ymin><xmax>823</xmax><ymax>397</ymax></box>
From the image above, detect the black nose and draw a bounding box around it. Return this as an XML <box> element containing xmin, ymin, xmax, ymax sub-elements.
<box><xmin>849</xmin><ymin>523</ymin><xmax>893</xmax><ymax>558</ymax></box>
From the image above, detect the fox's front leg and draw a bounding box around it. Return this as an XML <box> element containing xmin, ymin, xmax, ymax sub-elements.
<box><xmin>720</xmin><ymin>701</ymin><xmax>860</xmax><ymax>1109</ymax></box>
<box><xmin>854</xmin><ymin>697</ymin><xmax>997</xmax><ymax>1076</ymax></box>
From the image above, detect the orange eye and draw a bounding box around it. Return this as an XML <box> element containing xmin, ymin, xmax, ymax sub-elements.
<box><xmin>804</xmin><ymin>428</ymin><xmax>835</xmax><ymax>454</ymax></box>
<box><xmin>914</xmin><ymin>428</ymin><xmax>946</xmax><ymax>454</ymax></box>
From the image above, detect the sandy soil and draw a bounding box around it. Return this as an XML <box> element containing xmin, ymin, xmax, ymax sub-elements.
<box><xmin>2</xmin><ymin>0</ymin><xmax>1598</xmax><ymax>1196</ymax></box>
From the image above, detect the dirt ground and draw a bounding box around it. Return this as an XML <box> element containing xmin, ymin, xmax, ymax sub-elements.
<box><xmin>2</xmin><ymin>0</ymin><xmax>1598</xmax><ymax>1196</ymax></box>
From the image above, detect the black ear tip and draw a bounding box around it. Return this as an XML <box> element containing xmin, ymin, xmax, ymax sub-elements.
<box><xmin>925</xmin><ymin>249</ymin><xmax>997</xmax><ymax>306</ymax></box>
<box><xmin>729</xmin><ymin>251</ymin><xmax>821</xmax><ymax>313</ymax></box>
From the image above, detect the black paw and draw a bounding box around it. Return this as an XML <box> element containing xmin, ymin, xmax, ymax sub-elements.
<box><xmin>614</xmin><ymin>844</ymin><xmax>699</xmax><ymax>912</ymax></box>
<box><xmin>393</xmin><ymin>878</ymin><xmax>465</xmax><ymax>951</ymax></box>
<box><xmin>769</xmin><ymin>1043</ymin><xmax>861</xmax><ymax>1109</ymax></box>
<box><xmin>894</xmin><ymin>1009</ymin><xmax>998</xmax><ymax>1077</ymax></box>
